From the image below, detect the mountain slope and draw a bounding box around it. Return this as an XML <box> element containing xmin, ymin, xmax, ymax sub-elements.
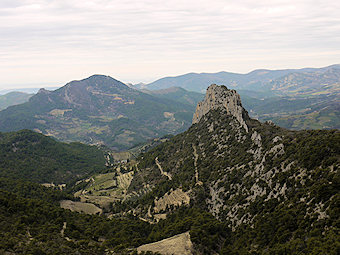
<box><xmin>266</xmin><ymin>66</ymin><xmax>340</xmax><ymax>96</ymax></box>
<box><xmin>102</xmin><ymin>84</ymin><xmax>340</xmax><ymax>254</ymax></box>
<box><xmin>0</xmin><ymin>91</ymin><xmax>33</xmax><ymax>110</ymax></box>
<box><xmin>242</xmin><ymin>94</ymin><xmax>340</xmax><ymax>130</ymax></box>
<box><xmin>0</xmin><ymin>129</ymin><xmax>107</xmax><ymax>184</ymax></box>
<box><xmin>142</xmin><ymin>86</ymin><xmax>204</xmax><ymax>106</ymax></box>
<box><xmin>0</xmin><ymin>75</ymin><xmax>196</xmax><ymax>150</ymax></box>
<box><xmin>145</xmin><ymin>65</ymin><xmax>340</xmax><ymax>130</ymax></box>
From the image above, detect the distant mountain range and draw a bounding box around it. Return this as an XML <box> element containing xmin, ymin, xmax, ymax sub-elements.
<box><xmin>0</xmin><ymin>91</ymin><xmax>33</xmax><ymax>110</ymax></box>
<box><xmin>0</xmin><ymin>86</ymin><xmax>59</xmax><ymax>95</ymax></box>
<box><xmin>139</xmin><ymin>65</ymin><xmax>340</xmax><ymax>130</ymax></box>
<box><xmin>0</xmin><ymin>75</ymin><xmax>197</xmax><ymax>150</ymax></box>
<box><xmin>1</xmin><ymin>64</ymin><xmax>339</xmax><ymax>140</ymax></box>
<box><xmin>141</xmin><ymin>86</ymin><xmax>204</xmax><ymax>107</ymax></box>
<box><xmin>143</xmin><ymin>64</ymin><xmax>340</xmax><ymax>95</ymax></box>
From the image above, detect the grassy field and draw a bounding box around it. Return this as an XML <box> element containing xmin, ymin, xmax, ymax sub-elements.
<box><xmin>74</xmin><ymin>165</ymin><xmax>135</xmax><ymax>208</ymax></box>
<box><xmin>60</xmin><ymin>200</ymin><xmax>102</xmax><ymax>215</ymax></box>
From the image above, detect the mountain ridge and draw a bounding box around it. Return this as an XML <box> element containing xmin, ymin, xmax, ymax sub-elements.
<box><xmin>96</xmin><ymin>84</ymin><xmax>340</xmax><ymax>253</ymax></box>
<box><xmin>0</xmin><ymin>84</ymin><xmax>339</xmax><ymax>254</ymax></box>
<box><xmin>145</xmin><ymin>64</ymin><xmax>340</xmax><ymax>94</ymax></box>
<box><xmin>0</xmin><ymin>75</ymin><xmax>196</xmax><ymax>150</ymax></box>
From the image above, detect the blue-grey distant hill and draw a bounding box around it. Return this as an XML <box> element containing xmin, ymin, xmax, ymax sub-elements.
<box><xmin>145</xmin><ymin>64</ymin><xmax>340</xmax><ymax>94</ymax></box>
<box><xmin>0</xmin><ymin>86</ymin><xmax>59</xmax><ymax>95</ymax></box>
<box><xmin>0</xmin><ymin>92</ymin><xmax>33</xmax><ymax>110</ymax></box>
<box><xmin>144</xmin><ymin>65</ymin><xmax>340</xmax><ymax>130</ymax></box>
<box><xmin>141</xmin><ymin>86</ymin><xmax>204</xmax><ymax>107</ymax></box>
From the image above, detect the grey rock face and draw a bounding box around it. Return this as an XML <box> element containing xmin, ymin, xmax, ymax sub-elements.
<box><xmin>192</xmin><ymin>84</ymin><xmax>248</xmax><ymax>132</ymax></box>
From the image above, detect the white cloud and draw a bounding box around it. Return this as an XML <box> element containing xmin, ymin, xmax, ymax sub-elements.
<box><xmin>0</xmin><ymin>0</ymin><xmax>340</xmax><ymax>88</ymax></box>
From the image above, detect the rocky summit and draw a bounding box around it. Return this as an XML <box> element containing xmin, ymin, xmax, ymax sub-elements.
<box><xmin>192</xmin><ymin>84</ymin><xmax>248</xmax><ymax>131</ymax></box>
<box><xmin>101</xmin><ymin>84</ymin><xmax>339</xmax><ymax>254</ymax></box>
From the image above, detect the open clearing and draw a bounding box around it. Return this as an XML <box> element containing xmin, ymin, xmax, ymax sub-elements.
<box><xmin>60</xmin><ymin>200</ymin><xmax>102</xmax><ymax>215</ymax></box>
<box><xmin>137</xmin><ymin>231</ymin><xmax>193</xmax><ymax>255</ymax></box>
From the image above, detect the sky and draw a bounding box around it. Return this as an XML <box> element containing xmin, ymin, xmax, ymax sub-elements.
<box><xmin>1</xmin><ymin>0</ymin><xmax>340</xmax><ymax>89</ymax></box>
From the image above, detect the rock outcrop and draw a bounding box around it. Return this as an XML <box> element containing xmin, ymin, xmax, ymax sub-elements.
<box><xmin>192</xmin><ymin>84</ymin><xmax>248</xmax><ymax>132</ymax></box>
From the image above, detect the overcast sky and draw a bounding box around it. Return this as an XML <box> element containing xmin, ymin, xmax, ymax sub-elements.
<box><xmin>1</xmin><ymin>0</ymin><xmax>340</xmax><ymax>89</ymax></box>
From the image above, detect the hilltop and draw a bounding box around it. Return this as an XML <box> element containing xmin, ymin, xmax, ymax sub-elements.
<box><xmin>0</xmin><ymin>75</ymin><xmax>196</xmax><ymax>150</ymax></box>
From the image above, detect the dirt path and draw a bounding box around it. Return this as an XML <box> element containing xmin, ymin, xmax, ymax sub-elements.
<box><xmin>60</xmin><ymin>222</ymin><xmax>67</xmax><ymax>237</ymax></box>
<box><xmin>192</xmin><ymin>145</ymin><xmax>203</xmax><ymax>185</ymax></box>
<box><xmin>155</xmin><ymin>157</ymin><xmax>172</xmax><ymax>180</ymax></box>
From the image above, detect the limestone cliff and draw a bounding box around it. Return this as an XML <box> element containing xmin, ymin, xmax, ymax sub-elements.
<box><xmin>192</xmin><ymin>84</ymin><xmax>248</xmax><ymax>132</ymax></box>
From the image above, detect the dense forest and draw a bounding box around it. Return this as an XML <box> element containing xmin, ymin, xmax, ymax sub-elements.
<box><xmin>123</xmin><ymin>109</ymin><xmax>340</xmax><ymax>254</ymax></box>
<box><xmin>0</xmin><ymin>176</ymin><xmax>227</xmax><ymax>254</ymax></box>
<box><xmin>0</xmin><ymin>130</ymin><xmax>107</xmax><ymax>184</ymax></box>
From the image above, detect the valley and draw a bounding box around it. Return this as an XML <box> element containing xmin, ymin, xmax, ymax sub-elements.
<box><xmin>0</xmin><ymin>78</ymin><xmax>339</xmax><ymax>254</ymax></box>
<box><xmin>0</xmin><ymin>75</ymin><xmax>196</xmax><ymax>151</ymax></box>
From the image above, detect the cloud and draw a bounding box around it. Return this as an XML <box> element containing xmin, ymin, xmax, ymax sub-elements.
<box><xmin>0</xmin><ymin>0</ymin><xmax>340</xmax><ymax>87</ymax></box>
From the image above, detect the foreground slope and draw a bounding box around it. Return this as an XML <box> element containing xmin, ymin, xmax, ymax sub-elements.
<box><xmin>0</xmin><ymin>75</ymin><xmax>195</xmax><ymax>150</ymax></box>
<box><xmin>112</xmin><ymin>84</ymin><xmax>340</xmax><ymax>254</ymax></box>
<box><xmin>0</xmin><ymin>129</ymin><xmax>107</xmax><ymax>184</ymax></box>
<box><xmin>0</xmin><ymin>174</ymin><xmax>224</xmax><ymax>254</ymax></box>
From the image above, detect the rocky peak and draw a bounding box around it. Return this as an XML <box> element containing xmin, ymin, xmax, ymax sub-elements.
<box><xmin>37</xmin><ymin>88</ymin><xmax>51</xmax><ymax>94</ymax></box>
<box><xmin>192</xmin><ymin>84</ymin><xmax>248</xmax><ymax>131</ymax></box>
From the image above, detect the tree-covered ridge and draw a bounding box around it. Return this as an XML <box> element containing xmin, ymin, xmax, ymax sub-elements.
<box><xmin>144</xmin><ymin>86</ymin><xmax>204</xmax><ymax>107</ymax></box>
<box><xmin>0</xmin><ymin>177</ymin><xmax>74</xmax><ymax>204</ymax></box>
<box><xmin>120</xmin><ymin>108</ymin><xmax>339</xmax><ymax>254</ymax></box>
<box><xmin>0</xmin><ymin>129</ymin><xmax>107</xmax><ymax>184</ymax></box>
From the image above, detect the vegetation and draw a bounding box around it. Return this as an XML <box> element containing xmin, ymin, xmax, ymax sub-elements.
<box><xmin>0</xmin><ymin>179</ymin><xmax>226</xmax><ymax>254</ymax></box>
<box><xmin>124</xmin><ymin>108</ymin><xmax>340</xmax><ymax>254</ymax></box>
<box><xmin>0</xmin><ymin>79</ymin><xmax>339</xmax><ymax>254</ymax></box>
<box><xmin>0</xmin><ymin>129</ymin><xmax>107</xmax><ymax>184</ymax></box>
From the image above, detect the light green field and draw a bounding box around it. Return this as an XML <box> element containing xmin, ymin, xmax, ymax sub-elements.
<box><xmin>75</xmin><ymin>166</ymin><xmax>135</xmax><ymax>208</ymax></box>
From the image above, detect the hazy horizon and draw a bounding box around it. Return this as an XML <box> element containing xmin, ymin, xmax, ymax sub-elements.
<box><xmin>1</xmin><ymin>63</ymin><xmax>339</xmax><ymax>92</ymax></box>
<box><xmin>1</xmin><ymin>0</ymin><xmax>340</xmax><ymax>90</ymax></box>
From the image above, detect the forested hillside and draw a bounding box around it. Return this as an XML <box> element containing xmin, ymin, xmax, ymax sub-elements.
<box><xmin>107</xmin><ymin>85</ymin><xmax>340</xmax><ymax>254</ymax></box>
<box><xmin>0</xmin><ymin>85</ymin><xmax>339</xmax><ymax>254</ymax></box>
<box><xmin>0</xmin><ymin>129</ymin><xmax>107</xmax><ymax>184</ymax></box>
